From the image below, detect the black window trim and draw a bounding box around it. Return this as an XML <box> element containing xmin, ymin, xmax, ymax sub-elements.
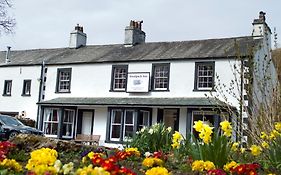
<box><xmin>55</xmin><ymin>68</ymin><xmax>72</xmax><ymax>93</ymax></box>
<box><xmin>193</xmin><ymin>61</ymin><xmax>215</xmax><ymax>91</ymax></box>
<box><xmin>22</xmin><ymin>79</ymin><xmax>32</xmax><ymax>96</ymax></box>
<box><xmin>106</xmin><ymin>107</ymin><xmax>152</xmax><ymax>143</ymax></box>
<box><xmin>2</xmin><ymin>80</ymin><xmax>12</xmax><ymax>96</ymax></box>
<box><xmin>110</xmin><ymin>64</ymin><xmax>128</xmax><ymax>92</ymax></box>
<box><xmin>151</xmin><ymin>63</ymin><xmax>170</xmax><ymax>91</ymax></box>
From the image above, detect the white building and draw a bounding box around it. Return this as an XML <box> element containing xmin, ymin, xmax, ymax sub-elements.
<box><xmin>0</xmin><ymin>12</ymin><xmax>277</xmax><ymax>146</ymax></box>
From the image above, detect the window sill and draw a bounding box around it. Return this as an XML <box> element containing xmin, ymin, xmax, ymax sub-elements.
<box><xmin>105</xmin><ymin>139</ymin><xmax>124</xmax><ymax>144</ymax></box>
<box><xmin>150</xmin><ymin>89</ymin><xmax>170</xmax><ymax>92</ymax></box>
<box><xmin>55</xmin><ymin>91</ymin><xmax>71</xmax><ymax>93</ymax></box>
<box><xmin>21</xmin><ymin>94</ymin><xmax>31</xmax><ymax>97</ymax></box>
<box><xmin>193</xmin><ymin>89</ymin><xmax>216</xmax><ymax>92</ymax></box>
<box><xmin>2</xmin><ymin>94</ymin><xmax>11</xmax><ymax>96</ymax></box>
<box><xmin>109</xmin><ymin>89</ymin><xmax>126</xmax><ymax>92</ymax></box>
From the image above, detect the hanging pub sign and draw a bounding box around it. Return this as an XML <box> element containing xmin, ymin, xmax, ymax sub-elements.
<box><xmin>126</xmin><ymin>72</ymin><xmax>150</xmax><ymax>93</ymax></box>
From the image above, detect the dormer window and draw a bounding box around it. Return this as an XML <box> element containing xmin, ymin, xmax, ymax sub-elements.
<box><xmin>194</xmin><ymin>62</ymin><xmax>215</xmax><ymax>91</ymax></box>
<box><xmin>56</xmin><ymin>68</ymin><xmax>72</xmax><ymax>93</ymax></box>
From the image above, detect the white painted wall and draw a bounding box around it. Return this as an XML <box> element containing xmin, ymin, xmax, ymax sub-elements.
<box><xmin>0</xmin><ymin>66</ymin><xmax>41</xmax><ymax>120</ymax></box>
<box><xmin>43</xmin><ymin>59</ymin><xmax>239</xmax><ymax>106</ymax></box>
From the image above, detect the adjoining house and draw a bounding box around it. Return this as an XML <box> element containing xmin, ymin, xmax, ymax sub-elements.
<box><xmin>0</xmin><ymin>12</ymin><xmax>277</xmax><ymax>147</ymax></box>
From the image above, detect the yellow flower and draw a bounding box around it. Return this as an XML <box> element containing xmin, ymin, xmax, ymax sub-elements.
<box><xmin>240</xmin><ymin>148</ymin><xmax>246</xmax><ymax>154</ymax></box>
<box><xmin>192</xmin><ymin>160</ymin><xmax>205</xmax><ymax>172</ymax></box>
<box><xmin>260</xmin><ymin>132</ymin><xmax>268</xmax><ymax>140</ymax></box>
<box><xmin>193</xmin><ymin>120</ymin><xmax>204</xmax><ymax>132</ymax></box>
<box><xmin>145</xmin><ymin>167</ymin><xmax>170</xmax><ymax>175</ymax></box>
<box><xmin>125</xmin><ymin>147</ymin><xmax>141</xmax><ymax>157</ymax></box>
<box><xmin>224</xmin><ymin>161</ymin><xmax>238</xmax><ymax>172</ymax></box>
<box><xmin>26</xmin><ymin>148</ymin><xmax>58</xmax><ymax>171</ymax></box>
<box><xmin>172</xmin><ymin>131</ymin><xmax>183</xmax><ymax>149</ymax></box>
<box><xmin>231</xmin><ymin>142</ymin><xmax>239</xmax><ymax>151</ymax></box>
<box><xmin>76</xmin><ymin>165</ymin><xmax>110</xmax><ymax>175</ymax></box>
<box><xmin>275</xmin><ymin>122</ymin><xmax>281</xmax><ymax>132</ymax></box>
<box><xmin>250</xmin><ymin>145</ymin><xmax>262</xmax><ymax>156</ymax></box>
<box><xmin>142</xmin><ymin>157</ymin><xmax>163</xmax><ymax>168</ymax></box>
<box><xmin>270</xmin><ymin>130</ymin><xmax>280</xmax><ymax>140</ymax></box>
<box><xmin>220</xmin><ymin>120</ymin><xmax>232</xmax><ymax>137</ymax></box>
<box><xmin>204</xmin><ymin>161</ymin><xmax>215</xmax><ymax>170</ymax></box>
<box><xmin>198</xmin><ymin>124</ymin><xmax>213</xmax><ymax>144</ymax></box>
<box><xmin>0</xmin><ymin>158</ymin><xmax>23</xmax><ymax>172</ymax></box>
<box><xmin>262</xmin><ymin>141</ymin><xmax>269</xmax><ymax>149</ymax></box>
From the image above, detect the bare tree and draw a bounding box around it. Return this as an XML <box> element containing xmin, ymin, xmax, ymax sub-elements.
<box><xmin>0</xmin><ymin>0</ymin><xmax>15</xmax><ymax>35</ymax></box>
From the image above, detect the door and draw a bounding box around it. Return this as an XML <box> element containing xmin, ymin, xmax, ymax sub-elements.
<box><xmin>82</xmin><ymin>111</ymin><xmax>93</xmax><ymax>135</ymax></box>
<box><xmin>77</xmin><ymin>110</ymin><xmax>94</xmax><ymax>135</ymax></box>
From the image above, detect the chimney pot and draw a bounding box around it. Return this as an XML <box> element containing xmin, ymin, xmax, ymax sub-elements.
<box><xmin>259</xmin><ymin>11</ymin><xmax>266</xmax><ymax>22</ymax></box>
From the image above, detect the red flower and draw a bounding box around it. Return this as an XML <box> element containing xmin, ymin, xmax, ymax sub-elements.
<box><xmin>207</xmin><ymin>169</ymin><xmax>227</xmax><ymax>175</ymax></box>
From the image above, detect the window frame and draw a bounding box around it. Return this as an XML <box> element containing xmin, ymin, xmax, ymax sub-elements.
<box><xmin>110</xmin><ymin>65</ymin><xmax>128</xmax><ymax>92</ymax></box>
<box><xmin>107</xmin><ymin>108</ymin><xmax>151</xmax><ymax>143</ymax></box>
<box><xmin>56</xmin><ymin>68</ymin><xmax>72</xmax><ymax>93</ymax></box>
<box><xmin>151</xmin><ymin>63</ymin><xmax>170</xmax><ymax>91</ymax></box>
<box><xmin>62</xmin><ymin>109</ymin><xmax>75</xmax><ymax>139</ymax></box>
<box><xmin>3</xmin><ymin>80</ymin><xmax>12</xmax><ymax>96</ymax></box>
<box><xmin>194</xmin><ymin>62</ymin><xmax>215</xmax><ymax>91</ymax></box>
<box><xmin>43</xmin><ymin>108</ymin><xmax>60</xmax><ymax>137</ymax></box>
<box><xmin>22</xmin><ymin>79</ymin><xmax>31</xmax><ymax>96</ymax></box>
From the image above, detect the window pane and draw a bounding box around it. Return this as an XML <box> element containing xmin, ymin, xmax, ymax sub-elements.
<box><xmin>125</xmin><ymin>111</ymin><xmax>134</xmax><ymax>124</ymax></box>
<box><xmin>124</xmin><ymin>126</ymin><xmax>133</xmax><ymax>137</ymax></box>
<box><xmin>112</xmin><ymin>111</ymin><xmax>122</xmax><ymax>123</ymax></box>
<box><xmin>111</xmin><ymin>125</ymin><xmax>121</xmax><ymax>139</ymax></box>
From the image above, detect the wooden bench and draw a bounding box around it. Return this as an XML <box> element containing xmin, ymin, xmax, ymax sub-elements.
<box><xmin>74</xmin><ymin>134</ymin><xmax>100</xmax><ymax>146</ymax></box>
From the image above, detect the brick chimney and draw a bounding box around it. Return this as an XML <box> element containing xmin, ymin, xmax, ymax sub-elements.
<box><xmin>124</xmin><ymin>20</ymin><xmax>146</xmax><ymax>47</ymax></box>
<box><xmin>69</xmin><ymin>24</ymin><xmax>87</xmax><ymax>48</ymax></box>
<box><xmin>252</xmin><ymin>11</ymin><xmax>272</xmax><ymax>39</ymax></box>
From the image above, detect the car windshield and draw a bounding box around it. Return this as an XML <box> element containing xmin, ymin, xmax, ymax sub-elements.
<box><xmin>0</xmin><ymin>116</ymin><xmax>24</xmax><ymax>126</ymax></box>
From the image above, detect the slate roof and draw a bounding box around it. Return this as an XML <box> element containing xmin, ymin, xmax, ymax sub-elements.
<box><xmin>38</xmin><ymin>97</ymin><xmax>231</xmax><ymax>108</ymax></box>
<box><xmin>0</xmin><ymin>36</ymin><xmax>261</xmax><ymax>67</ymax></box>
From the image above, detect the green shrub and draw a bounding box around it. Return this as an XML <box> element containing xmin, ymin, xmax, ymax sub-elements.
<box><xmin>128</xmin><ymin>123</ymin><xmax>173</xmax><ymax>154</ymax></box>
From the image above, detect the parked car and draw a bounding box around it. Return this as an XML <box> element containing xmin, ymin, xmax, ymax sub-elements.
<box><xmin>0</xmin><ymin>114</ymin><xmax>43</xmax><ymax>140</ymax></box>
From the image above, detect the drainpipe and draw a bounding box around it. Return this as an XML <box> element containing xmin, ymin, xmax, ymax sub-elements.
<box><xmin>36</xmin><ymin>60</ymin><xmax>45</xmax><ymax>129</ymax></box>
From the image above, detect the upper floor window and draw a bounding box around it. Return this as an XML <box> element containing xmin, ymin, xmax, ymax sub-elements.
<box><xmin>194</xmin><ymin>62</ymin><xmax>215</xmax><ymax>91</ymax></box>
<box><xmin>152</xmin><ymin>63</ymin><xmax>170</xmax><ymax>91</ymax></box>
<box><xmin>22</xmin><ymin>80</ymin><xmax>31</xmax><ymax>96</ymax></box>
<box><xmin>56</xmin><ymin>68</ymin><xmax>72</xmax><ymax>93</ymax></box>
<box><xmin>111</xmin><ymin>65</ymin><xmax>128</xmax><ymax>91</ymax></box>
<box><xmin>3</xmin><ymin>80</ymin><xmax>12</xmax><ymax>96</ymax></box>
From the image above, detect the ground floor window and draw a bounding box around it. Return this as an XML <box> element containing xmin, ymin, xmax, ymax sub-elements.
<box><xmin>62</xmin><ymin>109</ymin><xmax>75</xmax><ymax>138</ymax></box>
<box><xmin>108</xmin><ymin>108</ymin><xmax>151</xmax><ymax>142</ymax></box>
<box><xmin>43</xmin><ymin>108</ymin><xmax>60</xmax><ymax>136</ymax></box>
<box><xmin>191</xmin><ymin>111</ymin><xmax>229</xmax><ymax>138</ymax></box>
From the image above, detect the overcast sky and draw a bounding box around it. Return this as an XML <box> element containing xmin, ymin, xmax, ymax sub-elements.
<box><xmin>0</xmin><ymin>0</ymin><xmax>280</xmax><ymax>51</ymax></box>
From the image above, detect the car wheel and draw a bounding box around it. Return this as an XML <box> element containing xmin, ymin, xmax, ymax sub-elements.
<box><xmin>9</xmin><ymin>131</ymin><xmax>18</xmax><ymax>139</ymax></box>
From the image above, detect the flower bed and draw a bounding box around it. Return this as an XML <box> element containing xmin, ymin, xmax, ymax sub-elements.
<box><xmin>0</xmin><ymin>121</ymin><xmax>281</xmax><ymax>174</ymax></box>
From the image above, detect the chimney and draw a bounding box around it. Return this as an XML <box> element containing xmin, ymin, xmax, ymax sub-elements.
<box><xmin>252</xmin><ymin>11</ymin><xmax>272</xmax><ymax>38</ymax></box>
<box><xmin>69</xmin><ymin>24</ymin><xmax>87</xmax><ymax>48</ymax></box>
<box><xmin>5</xmin><ymin>46</ymin><xmax>11</xmax><ymax>63</ymax></box>
<box><xmin>124</xmin><ymin>20</ymin><xmax>146</xmax><ymax>47</ymax></box>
